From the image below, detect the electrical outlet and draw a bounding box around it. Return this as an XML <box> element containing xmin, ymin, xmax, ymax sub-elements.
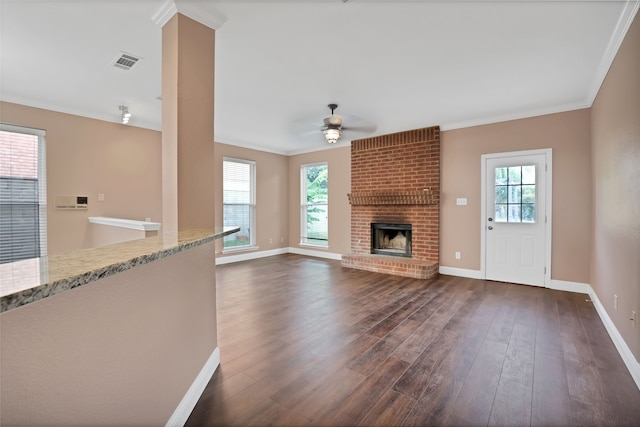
<box><xmin>280</xmin><ymin>237</ymin><xmax>284</xmax><ymax>243</ymax></box>
<box><xmin>614</xmin><ymin>294</ymin><xmax>618</xmax><ymax>311</ymax></box>
<box><xmin>632</xmin><ymin>311</ymin><xmax>637</xmax><ymax>328</ymax></box>
<box><xmin>455</xmin><ymin>251</ymin><xmax>461</xmax><ymax>260</ymax></box>
<box><xmin>269</xmin><ymin>237</ymin><xmax>273</xmax><ymax>244</ymax></box>
<box><xmin>98</xmin><ymin>193</ymin><xmax>105</xmax><ymax>202</ymax></box>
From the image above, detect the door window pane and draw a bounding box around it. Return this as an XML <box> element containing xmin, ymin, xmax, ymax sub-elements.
<box><xmin>522</xmin><ymin>165</ymin><xmax>536</xmax><ymax>184</ymax></box>
<box><xmin>508</xmin><ymin>205</ymin><xmax>522</xmax><ymax>222</ymax></box>
<box><xmin>508</xmin><ymin>167</ymin><xmax>522</xmax><ymax>185</ymax></box>
<box><xmin>495</xmin><ymin>186</ymin><xmax>507</xmax><ymax>203</ymax></box>
<box><xmin>522</xmin><ymin>185</ymin><xmax>535</xmax><ymax>203</ymax></box>
<box><xmin>495</xmin><ymin>167</ymin><xmax>508</xmax><ymax>185</ymax></box>
<box><xmin>508</xmin><ymin>185</ymin><xmax>521</xmax><ymax>204</ymax></box>
<box><xmin>522</xmin><ymin>204</ymin><xmax>536</xmax><ymax>223</ymax></box>
<box><xmin>494</xmin><ymin>165</ymin><xmax>536</xmax><ymax>223</ymax></box>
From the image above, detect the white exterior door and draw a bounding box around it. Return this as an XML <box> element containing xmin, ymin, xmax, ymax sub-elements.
<box><xmin>482</xmin><ymin>150</ymin><xmax>551</xmax><ymax>287</ymax></box>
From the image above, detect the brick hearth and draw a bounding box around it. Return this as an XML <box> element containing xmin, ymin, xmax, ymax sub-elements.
<box><xmin>342</xmin><ymin>126</ymin><xmax>440</xmax><ymax>279</ymax></box>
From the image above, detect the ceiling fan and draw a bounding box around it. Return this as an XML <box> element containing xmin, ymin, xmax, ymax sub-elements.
<box><xmin>321</xmin><ymin>103</ymin><xmax>376</xmax><ymax>144</ymax></box>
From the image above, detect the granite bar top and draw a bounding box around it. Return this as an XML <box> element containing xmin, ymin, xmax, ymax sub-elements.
<box><xmin>0</xmin><ymin>227</ymin><xmax>239</xmax><ymax>313</ymax></box>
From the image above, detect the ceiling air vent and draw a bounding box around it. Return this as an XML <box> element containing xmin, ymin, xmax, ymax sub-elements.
<box><xmin>111</xmin><ymin>52</ymin><xmax>142</xmax><ymax>71</ymax></box>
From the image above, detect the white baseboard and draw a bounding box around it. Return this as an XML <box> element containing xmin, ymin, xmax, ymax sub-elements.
<box><xmin>215</xmin><ymin>248</ymin><xmax>288</xmax><ymax>265</ymax></box>
<box><xmin>587</xmin><ymin>288</ymin><xmax>640</xmax><ymax>390</ymax></box>
<box><xmin>438</xmin><ymin>266</ymin><xmax>482</xmax><ymax>279</ymax></box>
<box><xmin>288</xmin><ymin>246</ymin><xmax>343</xmax><ymax>261</ymax></box>
<box><xmin>166</xmin><ymin>347</ymin><xmax>220</xmax><ymax>427</ymax></box>
<box><xmin>215</xmin><ymin>247</ymin><xmax>342</xmax><ymax>265</ymax></box>
<box><xmin>549</xmin><ymin>279</ymin><xmax>591</xmax><ymax>294</ymax></box>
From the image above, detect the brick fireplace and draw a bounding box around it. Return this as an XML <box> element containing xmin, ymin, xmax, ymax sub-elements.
<box><xmin>341</xmin><ymin>126</ymin><xmax>440</xmax><ymax>279</ymax></box>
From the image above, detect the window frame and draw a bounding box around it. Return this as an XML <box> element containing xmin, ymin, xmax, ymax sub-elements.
<box><xmin>300</xmin><ymin>162</ymin><xmax>328</xmax><ymax>248</ymax></box>
<box><xmin>494</xmin><ymin>164</ymin><xmax>537</xmax><ymax>223</ymax></box>
<box><xmin>0</xmin><ymin>123</ymin><xmax>47</xmax><ymax>264</ymax></box>
<box><xmin>222</xmin><ymin>157</ymin><xmax>256</xmax><ymax>253</ymax></box>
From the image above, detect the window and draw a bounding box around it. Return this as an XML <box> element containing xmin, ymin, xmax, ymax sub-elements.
<box><xmin>222</xmin><ymin>158</ymin><xmax>255</xmax><ymax>250</ymax></box>
<box><xmin>301</xmin><ymin>163</ymin><xmax>328</xmax><ymax>246</ymax></box>
<box><xmin>495</xmin><ymin>165</ymin><xmax>536</xmax><ymax>223</ymax></box>
<box><xmin>0</xmin><ymin>124</ymin><xmax>47</xmax><ymax>264</ymax></box>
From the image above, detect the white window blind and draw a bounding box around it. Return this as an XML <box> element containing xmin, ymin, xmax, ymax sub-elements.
<box><xmin>223</xmin><ymin>158</ymin><xmax>255</xmax><ymax>249</ymax></box>
<box><xmin>0</xmin><ymin>124</ymin><xmax>47</xmax><ymax>264</ymax></box>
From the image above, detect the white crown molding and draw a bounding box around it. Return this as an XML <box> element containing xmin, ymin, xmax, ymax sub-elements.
<box><xmin>440</xmin><ymin>100</ymin><xmax>592</xmax><ymax>132</ymax></box>
<box><xmin>214</xmin><ymin>134</ymin><xmax>292</xmax><ymax>156</ymax></box>
<box><xmin>586</xmin><ymin>0</ymin><xmax>640</xmax><ymax>105</ymax></box>
<box><xmin>0</xmin><ymin>96</ymin><xmax>161</xmax><ymax>132</ymax></box>
<box><xmin>151</xmin><ymin>0</ymin><xmax>227</xmax><ymax>29</ymax></box>
<box><xmin>151</xmin><ymin>0</ymin><xmax>178</xmax><ymax>27</ymax></box>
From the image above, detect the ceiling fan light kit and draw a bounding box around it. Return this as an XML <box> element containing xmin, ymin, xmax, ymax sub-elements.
<box><xmin>315</xmin><ymin>103</ymin><xmax>375</xmax><ymax>145</ymax></box>
<box><xmin>323</xmin><ymin>103</ymin><xmax>343</xmax><ymax>144</ymax></box>
<box><xmin>324</xmin><ymin>127</ymin><xmax>342</xmax><ymax>144</ymax></box>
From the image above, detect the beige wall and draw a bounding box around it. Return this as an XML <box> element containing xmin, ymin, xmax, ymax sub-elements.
<box><xmin>214</xmin><ymin>143</ymin><xmax>354</xmax><ymax>258</ymax></box>
<box><xmin>288</xmin><ymin>147</ymin><xmax>351</xmax><ymax>256</ymax></box>
<box><xmin>214</xmin><ymin>143</ymin><xmax>289</xmax><ymax>256</ymax></box>
<box><xmin>590</xmin><ymin>13</ymin><xmax>640</xmax><ymax>360</ymax></box>
<box><xmin>0</xmin><ymin>101</ymin><xmax>163</xmax><ymax>255</ymax></box>
<box><xmin>440</xmin><ymin>109</ymin><xmax>592</xmax><ymax>283</ymax></box>
<box><xmin>0</xmin><ymin>241</ymin><xmax>218</xmax><ymax>426</ymax></box>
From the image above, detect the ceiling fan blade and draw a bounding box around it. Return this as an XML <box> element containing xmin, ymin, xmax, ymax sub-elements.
<box><xmin>342</xmin><ymin>124</ymin><xmax>377</xmax><ymax>134</ymax></box>
<box><xmin>292</xmin><ymin>105</ymin><xmax>376</xmax><ymax>144</ymax></box>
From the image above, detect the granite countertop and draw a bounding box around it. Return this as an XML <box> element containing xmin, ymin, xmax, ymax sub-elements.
<box><xmin>0</xmin><ymin>227</ymin><xmax>239</xmax><ymax>313</ymax></box>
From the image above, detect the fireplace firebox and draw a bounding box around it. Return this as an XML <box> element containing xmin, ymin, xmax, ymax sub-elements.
<box><xmin>371</xmin><ymin>223</ymin><xmax>412</xmax><ymax>258</ymax></box>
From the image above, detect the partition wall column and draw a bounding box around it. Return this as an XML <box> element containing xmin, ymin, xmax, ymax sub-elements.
<box><xmin>161</xmin><ymin>13</ymin><xmax>215</xmax><ymax>232</ymax></box>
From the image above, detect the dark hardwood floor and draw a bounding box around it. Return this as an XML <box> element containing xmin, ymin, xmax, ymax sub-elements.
<box><xmin>186</xmin><ymin>254</ymin><xmax>640</xmax><ymax>426</ymax></box>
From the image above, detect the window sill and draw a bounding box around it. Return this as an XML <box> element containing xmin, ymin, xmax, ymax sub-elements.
<box><xmin>222</xmin><ymin>245</ymin><xmax>259</xmax><ymax>255</ymax></box>
<box><xmin>299</xmin><ymin>242</ymin><xmax>328</xmax><ymax>250</ymax></box>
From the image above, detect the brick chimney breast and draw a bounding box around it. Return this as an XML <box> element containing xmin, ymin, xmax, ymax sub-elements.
<box><xmin>342</xmin><ymin>126</ymin><xmax>440</xmax><ymax>279</ymax></box>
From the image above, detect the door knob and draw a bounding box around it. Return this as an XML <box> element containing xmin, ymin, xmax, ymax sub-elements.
<box><xmin>488</xmin><ymin>217</ymin><xmax>493</xmax><ymax>222</ymax></box>
<box><xmin>488</xmin><ymin>226</ymin><xmax>493</xmax><ymax>230</ymax></box>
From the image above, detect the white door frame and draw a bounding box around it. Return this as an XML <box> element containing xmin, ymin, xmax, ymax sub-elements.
<box><xmin>480</xmin><ymin>148</ymin><xmax>553</xmax><ymax>287</ymax></box>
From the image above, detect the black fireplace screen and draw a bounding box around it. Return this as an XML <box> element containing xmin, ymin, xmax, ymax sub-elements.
<box><xmin>371</xmin><ymin>223</ymin><xmax>412</xmax><ymax>258</ymax></box>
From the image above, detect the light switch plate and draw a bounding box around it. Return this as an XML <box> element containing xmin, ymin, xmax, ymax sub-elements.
<box><xmin>456</xmin><ymin>198</ymin><xmax>468</xmax><ymax>206</ymax></box>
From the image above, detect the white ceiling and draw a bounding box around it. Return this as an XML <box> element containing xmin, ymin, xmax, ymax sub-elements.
<box><xmin>1</xmin><ymin>0</ymin><xmax>638</xmax><ymax>155</ymax></box>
